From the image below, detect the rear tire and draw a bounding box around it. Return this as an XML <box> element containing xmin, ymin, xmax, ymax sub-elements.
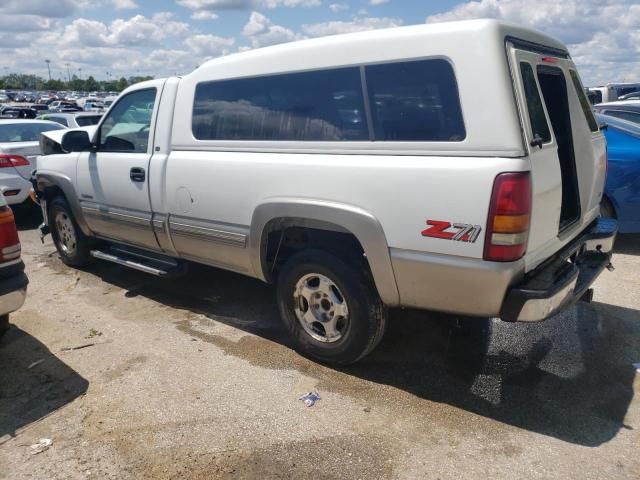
<box><xmin>276</xmin><ymin>249</ymin><xmax>387</xmax><ymax>365</ymax></box>
<box><xmin>49</xmin><ymin>196</ymin><xmax>92</xmax><ymax>267</ymax></box>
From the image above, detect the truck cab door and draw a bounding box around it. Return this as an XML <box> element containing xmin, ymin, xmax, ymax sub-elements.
<box><xmin>76</xmin><ymin>85</ymin><xmax>162</xmax><ymax>250</ymax></box>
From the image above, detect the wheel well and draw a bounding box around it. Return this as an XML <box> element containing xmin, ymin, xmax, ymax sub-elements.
<box><xmin>262</xmin><ymin>218</ymin><xmax>369</xmax><ymax>282</ymax></box>
<box><xmin>41</xmin><ymin>185</ymin><xmax>65</xmax><ymax>202</ymax></box>
<box><xmin>601</xmin><ymin>194</ymin><xmax>617</xmax><ymax>218</ymax></box>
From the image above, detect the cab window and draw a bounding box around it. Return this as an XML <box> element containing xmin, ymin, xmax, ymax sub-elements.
<box><xmin>98</xmin><ymin>88</ymin><xmax>156</xmax><ymax>153</ymax></box>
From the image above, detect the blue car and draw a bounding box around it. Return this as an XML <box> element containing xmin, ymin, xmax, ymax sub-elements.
<box><xmin>596</xmin><ymin>113</ymin><xmax>640</xmax><ymax>233</ymax></box>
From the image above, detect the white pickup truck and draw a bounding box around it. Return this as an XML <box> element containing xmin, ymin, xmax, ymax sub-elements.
<box><xmin>35</xmin><ymin>20</ymin><xmax>617</xmax><ymax>364</ymax></box>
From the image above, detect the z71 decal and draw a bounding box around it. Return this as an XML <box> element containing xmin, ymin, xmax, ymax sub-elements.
<box><xmin>421</xmin><ymin>220</ymin><xmax>482</xmax><ymax>243</ymax></box>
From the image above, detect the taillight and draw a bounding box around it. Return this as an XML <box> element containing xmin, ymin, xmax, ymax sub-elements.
<box><xmin>484</xmin><ymin>172</ymin><xmax>532</xmax><ymax>262</ymax></box>
<box><xmin>0</xmin><ymin>154</ymin><xmax>30</xmax><ymax>168</ymax></box>
<box><xmin>0</xmin><ymin>206</ymin><xmax>20</xmax><ymax>263</ymax></box>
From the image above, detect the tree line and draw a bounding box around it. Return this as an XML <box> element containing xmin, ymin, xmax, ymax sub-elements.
<box><xmin>0</xmin><ymin>73</ymin><xmax>154</xmax><ymax>92</ymax></box>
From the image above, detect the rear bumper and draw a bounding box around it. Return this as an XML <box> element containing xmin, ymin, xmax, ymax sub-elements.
<box><xmin>500</xmin><ymin>218</ymin><xmax>617</xmax><ymax>322</ymax></box>
<box><xmin>0</xmin><ymin>260</ymin><xmax>28</xmax><ymax>316</ymax></box>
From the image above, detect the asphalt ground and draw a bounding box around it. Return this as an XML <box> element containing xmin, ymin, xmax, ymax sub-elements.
<box><xmin>1</xmin><ymin>206</ymin><xmax>639</xmax><ymax>479</ymax></box>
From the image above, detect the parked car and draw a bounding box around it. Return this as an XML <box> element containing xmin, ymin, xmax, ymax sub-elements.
<box><xmin>35</xmin><ymin>20</ymin><xmax>616</xmax><ymax>364</ymax></box>
<box><xmin>104</xmin><ymin>96</ymin><xmax>118</xmax><ymax>108</ymax></box>
<box><xmin>587</xmin><ymin>83</ymin><xmax>640</xmax><ymax>104</ymax></box>
<box><xmin>28</xmin><ymin>104</ymin><xmax>49</xmax><ymax>113</ymax></box>
<box><xmin>596</xmin><ymin>113</ymin><xmax>640</xmax><ymax>233</ymax></box>
<box><xmin>37</xmin><ymin>112</ymin><xmax>103</xmax><ymax>128</ymax></box>
<box><xmin>83</xmin><ymin>101</ymin><xmax>105</xmax><ymax>112</ymax></box>
<box><xmin>617</xmin><ymin>91</ymin><xmax>640</xmax><ymax>101</ymax></box>
<box><xmin>0</xmin><ymin>119</ymin><xmax>65</xmax><ymax>206</ymax></box>
<box><xmin>0</xmin><ymin>191</ymin><xmax>28</xmax><ymax>336</ymax></box>
<box><xmin>593</xmin><ymin>101</ymin><xmax>640</xmax><ymax>125</ymax></box>
<box><xmin>0</xmin><ymin>107</ymin><xmax>38</xmax><ymax>119</ymax></box>
<box><xmin>48</xmin><ymin>101</ymin><xmax>82</xmax><ymax>113</ymax></box>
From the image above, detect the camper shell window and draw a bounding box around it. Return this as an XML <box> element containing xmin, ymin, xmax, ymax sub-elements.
<box><xmin>192</xmin><ymin>59</ymin><xmax>466</xmax><ymax>142</ymax></box>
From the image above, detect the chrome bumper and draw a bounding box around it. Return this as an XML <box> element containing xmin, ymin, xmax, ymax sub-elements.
<box><xmin>501</xmin><ymin>218</ymin><xmax>617</xmax><ymax>322</ymax></box>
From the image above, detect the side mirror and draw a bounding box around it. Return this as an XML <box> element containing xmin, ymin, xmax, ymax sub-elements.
<box><xmin>61</xmin><ymin>130</ymin><xmax>92</xmax><ymax>153</ymax></box>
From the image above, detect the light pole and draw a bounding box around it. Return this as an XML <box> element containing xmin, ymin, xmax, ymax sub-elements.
<box><xmin>65</xmin><ymin>63</ymin><xmax>71</xmax><ymax>83</ymax></box>
<box><xmin>45</xmin><ymin>59</ymin><xmax>51</xmax><ymax>81</ymax></box>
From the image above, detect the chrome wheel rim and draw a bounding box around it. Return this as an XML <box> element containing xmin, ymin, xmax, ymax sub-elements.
<box><xmin>55</xmin><ymin>211</ymin><xmax>77</xmax><ymax>256</ymax></box>
<box><xmin>293</xmin><ymin>273</ymin><xmax>349</xmax><ymax>343</ymax></box>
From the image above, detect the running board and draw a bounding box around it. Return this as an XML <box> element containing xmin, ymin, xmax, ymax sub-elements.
<box><xmin>90</xmin><ymin>247</ymin><xmax>187</xmax><ymax>277</ymax></box>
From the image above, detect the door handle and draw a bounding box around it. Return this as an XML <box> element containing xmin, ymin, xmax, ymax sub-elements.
<box><xmin>130</xmin><ymin>167</ymin><xmax>146</xmax><ymax>182</ymax></box>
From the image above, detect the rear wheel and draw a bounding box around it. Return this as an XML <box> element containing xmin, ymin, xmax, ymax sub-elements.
<box><xmin>276</xmin><ymin>249</ymin><xmax>387</xmax><ymax>365</ymax></box>
<box><xmin>49</xmin><ymin>197</ymin><xmax>92</xmax><ymax>267</ymax></box>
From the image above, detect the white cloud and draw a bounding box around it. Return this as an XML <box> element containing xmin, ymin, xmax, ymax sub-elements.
<box><xmin>0</xmin><ymin>14</ymin><xmax>56</xmax><ymax>32</ymax></box>
<box><xmin>329</xmin><ymin>3</ymin><xmax>348</xmax><ymax>12</ymax></box>
<box><xmin>177</xmin><ymin>0</ymin><xmax>253</xmax><ymax>9</ymax></box>
<box><xmin>3</xmin><ymin>0</ymin><xmax>638</xmax><ymax>86</ymax></box>
<box><xmin>184</xmin><ymin>34</ymin><xmax>235</xmax><ymax>56</ymax></box>
<box><xmin>425</xmin><ymin>0</ymin><xmax>640</xmax><ymax>84</ymax></box>
<box><xmin>112</xmin><ymin>0</ymin><xmax>139</xmax><ymax>9</ymax></box>
<box><xmin>302</xmin><ymin>16</ymin><xmax>402</xmax><ymax>37</ymax></box>
<box><xmin>191</xmin><ymin>10</ymin><xmax>219</xmax><ymax>20</ymax></box>
<box><xmin>52</xmin><ymin>13</ymin><xmax>190</xmax><ymax>48</ymax></box>
<box><xmin>369</xmin><ymin>0</ymin><xmax>389</xmax><ymax>5</ymax></box>
<box><xmin>176</xmin><ymin>0</ymin><xmax>320</xmax><ymax>19</ymax></box>
<box><xmin>242</xmin><ymin>11</ymin><xmax>301</xmax><ymax>48</ymax></box>
<box><xmin>0</xmin><ymin>0</ymin><xmax>76</xmax><ymax>17</ymax></box>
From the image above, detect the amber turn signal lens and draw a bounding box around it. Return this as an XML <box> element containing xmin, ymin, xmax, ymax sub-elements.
<box><xmin>492</xmin><ymin>214</ymin><xmax>530</xmax><ymax>233</ymax></box>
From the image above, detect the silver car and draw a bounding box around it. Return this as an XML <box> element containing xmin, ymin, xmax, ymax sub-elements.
<box><xmin>0</xmin><ymin>119</ymin><xmax>65</xmax><ymax>205</ymax></box>
<box><xmin>37</xmin><ymin>112</ymin><xmax>102</xmax><ymax>129</ymax></box>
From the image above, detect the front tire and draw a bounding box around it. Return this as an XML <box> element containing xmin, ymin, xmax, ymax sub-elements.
<box><xmin>49</xmin><ymin>196</ymin><xmax>92</xmax><ymax>267</ymax></box>
<box><xmin>276</xmin><ymin>249</ymin><xmax>387</xmax><ymax>365</ymax></box>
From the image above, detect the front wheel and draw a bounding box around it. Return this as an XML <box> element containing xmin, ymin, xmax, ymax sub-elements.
<box><xmin>49</xmin><ymin>197</ymin><xmax>92</xmax><ymax>267</ymax></box>
<box><xmin>276</xmin><ymin>249</ymin><xmax>387</xmax><ymax>365</ymax></box>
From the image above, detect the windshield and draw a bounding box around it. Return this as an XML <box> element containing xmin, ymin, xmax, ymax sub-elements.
<box><xmin>0</xmin><ymin>122</ymin><xmax>65</xmax><ymax>142</ymax></box>
<box><xmin>76</xmin><ymin>115</ymin><xmax>101</xmax><ymax>127</ymax></box>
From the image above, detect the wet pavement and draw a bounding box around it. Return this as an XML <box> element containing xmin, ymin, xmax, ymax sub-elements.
<box><xmin>1</xmin><ymin>209</ymin><xmax>639</xmax><ymax>479</ymax></box>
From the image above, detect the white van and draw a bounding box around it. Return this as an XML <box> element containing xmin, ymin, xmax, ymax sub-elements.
<box><xmin>36</xmin><ymin>20</ymin><xmax>617</xmax><ymax>364</ymax></box>
<box><xmin>587</xmin><ymin>83</ymin><xmax>640</xmax><ymax>104</ymax></box>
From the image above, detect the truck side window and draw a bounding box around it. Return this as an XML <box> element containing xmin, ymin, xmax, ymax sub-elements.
<box><xmin>192</xmin><ymin>67</ymin><xmax>367</xmax><ymax>141</ymax></box>
<box><xmin>520</xmin><ymin>62</ymin><xmax>551</xmax><ymax>143</ymax></box>
<box><xmin>364</xmin><ymin>59</ymin><xmax>466</xmax><ymax>141</ymax></box>
<box><xmin>568</xmin><ymin>70</ymin><xmax>599</xmax><ymax>133</ymax></box>
<box><xmin>98</xmin><ymin>88</ymin><xmax>156</xmax><ymax>153</ymax></box>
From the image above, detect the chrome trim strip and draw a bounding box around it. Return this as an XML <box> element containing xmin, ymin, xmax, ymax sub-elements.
<box><xmin>152</xmin><ymin>218</ymin><xmax>165</xmax><ymax>232</ymax></box>
<box><xmin>81</xmin><ymin>206</ymin><xmax>151</xmax><ymax>230</ymax></box>
<box><xmin>179</xmin><ymin>252</ymin><xmax>249</xmax><ymax>273</ymax></box>
<box><xmin>169</xmin><ymin>221</ymin><xmax>247</xmax><ymax>247</ymax></box>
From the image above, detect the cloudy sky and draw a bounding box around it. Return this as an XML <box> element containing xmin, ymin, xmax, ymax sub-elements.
<box><xmin>0</xmin><ymin>0</ymin><xmax>638</xmax><ymax>86</ymax></box>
